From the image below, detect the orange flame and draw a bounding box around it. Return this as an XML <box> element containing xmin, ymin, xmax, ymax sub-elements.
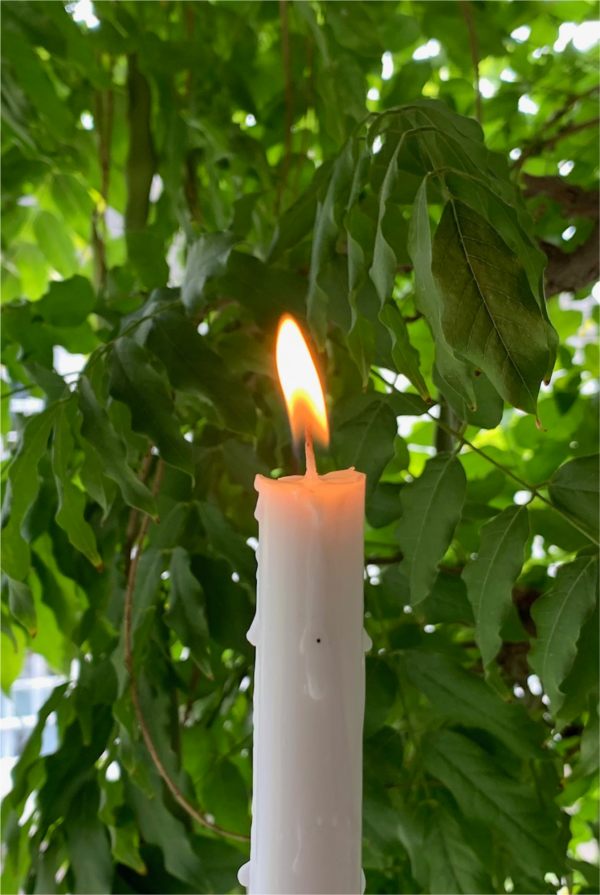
<box><xmin>275</xmin><ymin>315</ymin><xmax>329</xmax><ymax>447</ymax></box>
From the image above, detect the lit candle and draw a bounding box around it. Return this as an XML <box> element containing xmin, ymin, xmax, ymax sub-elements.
<box><xmin>238</xmin><ymin>316</ymin><xmax>368</xmax><ymax>894</ymax></box>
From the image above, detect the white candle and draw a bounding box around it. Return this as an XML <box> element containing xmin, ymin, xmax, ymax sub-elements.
<box><xmin>238</xmin><ymin>317</ymin><xmax>368</xmax><ymax>894</ymax></box>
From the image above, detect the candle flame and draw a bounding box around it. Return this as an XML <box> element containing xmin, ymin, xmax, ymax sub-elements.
<box><xmin>276</xmin><ymin>315</ymin><xmax>329</xmax><ymax>447</ymax></box>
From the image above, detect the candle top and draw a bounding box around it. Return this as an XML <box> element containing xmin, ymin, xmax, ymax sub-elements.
<box><xmin>255</xmin><ymin>467</ymin><xmax>365</xmax><ymax>494</ymax></box>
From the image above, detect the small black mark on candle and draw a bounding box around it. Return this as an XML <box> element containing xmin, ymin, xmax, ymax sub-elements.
<box><xmin>316</xmin><ymin>638</ymin><xmax>321</xmax><ymax>643</ymax></box>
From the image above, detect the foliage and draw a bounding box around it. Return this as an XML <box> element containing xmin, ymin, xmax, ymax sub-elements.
<box><xmin>1</xmin><ymin>2</ymin><xmax>599</xmax><ymax>893</ymax></box>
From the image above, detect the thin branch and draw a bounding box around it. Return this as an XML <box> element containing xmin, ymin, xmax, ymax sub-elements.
<box><xmin>542</xmin><ymin>221</ymin><xmax>599</xmax><ymax>297</ymax></box>
<box><xmin>372</xmin><ymin>369</ymin><xmax>599</xmax><ymax>547</ymax></box>
<box><xmin>123</xmin><ymin>458</ymin><xmax>249</xmax><ymax>843</ymax></box>
<box><xmin>459</xmin><ymin>0</ymin><xmax>482</xmax><ymax>123</ymax></box>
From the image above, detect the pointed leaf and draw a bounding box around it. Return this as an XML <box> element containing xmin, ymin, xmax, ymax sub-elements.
<box><xmin>7</xmin><ymin>578</ymin><xmax>36</xmax><ymax>637</ymax></box>
<box><xmin>182</xmin><ymin>232</ymin><xmax>236</xmax><ymax>313</ymax></box>
<box><xmin>33</xmin><ymin>210</ymin><xmax>77</xmax><ymax>278</ymax></box>
<box><xmin>64</xmin><ymin>781</ymin><xmax>113</xmax><ymax>895</ymax></box>
<box><xmin>78</xmin><ymin>376</ymin><xmax>157</xmax><ymax>517</ymax></box>
<box><xmin>332</xmin><ymin>394</ymin><xmax>397</xmax><ymax>495</ymax></box>
<box><xmin>52</xmin><ymin>403</ymin><xmax>102</xmax><ymax>569</ymax></box>
<box><xmin>529</xmin><ymin>555</ymin><xmax>599</xmax><ymax>716</ymax></box>
<box><xmin>424</xmin><ymin>729</ymin><xmax>565</xmax><ymax>879</ymax></box>
<box><xmin>405</xmin><ymin>650</ymin><xmax>543</xmax><ymax>757</ymax></box>
<box><xmin>167</xmin><ymin>547</ymin><xmax>211</xmax><ymax>676</ymax></box>
<box><xmin>432</xmin><ymin>200</ymin><xmax>552</xmax><ymax>413</ymax></box>
<box><xmin>108</xmin><ymin>337</ymin><xmax>193</xmax><ymax>475</ymax></box>
<box><xmin>397</xmin><ymin>453</ymin><xmax>466</xmax><ymax>605</ymax></box>
<box><xmin>379</xmin><ymin>302</ymin><xmax>429</xmax><ymax>400</ymax></box>
<box><xmin>1</xmin><ymin>406</ymin><xmax>57</xmax><ymax>581</ymax></box>
<box><xmin>463</xmin><ymin>505</ymin><xmax>529</xmax><ymax>667</ymax></box>
<box><xmin>548</xmin><ymin>454</ymin><xmax>599</xmax><ymax>539</ymax></box>
<box><xmin>425</xmin><ymin>807</ymin><xmax>492</xmax><ymax>895</ymax></box>
<box><xmin>408</xmin><ymin>180</ymin><xmax>475</xmax><ymax>409</ymax></box>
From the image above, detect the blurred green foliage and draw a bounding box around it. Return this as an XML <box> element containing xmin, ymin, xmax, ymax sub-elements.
<box><xmin>1</xmin><ymin>1</ymin><xmax>598</xmax><ymax>893</ymax></box>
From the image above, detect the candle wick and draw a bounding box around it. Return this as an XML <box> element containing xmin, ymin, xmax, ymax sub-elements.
<box><xmin>305</xmin><ymin>428</ymin><xmax>318</xmax><ymax>478</ymax></box>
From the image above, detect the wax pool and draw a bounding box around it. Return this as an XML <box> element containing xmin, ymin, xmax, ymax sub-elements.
<box><xmin>239</xmin><ymin>467</ymin><xmax>368</xmax><ymax>894</ymax></box>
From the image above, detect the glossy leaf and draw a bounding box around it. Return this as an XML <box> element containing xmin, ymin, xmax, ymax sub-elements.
<box><xmin>548</xmin><ymin>454</ymin><xmax>599</xmax><ymax>539</ymax></box>
<box><xmin>432</xmin><ymin>200</ymin><xmax>553</xmax><ymax>413</ymax></box>
<box><xmin>78</xmin><ymin>377</ymin><xmax>157</xmax><ymax>518</ymax></box>
<box><xmin>530</xmin><ymin>555</ymin><xmax>599</xmax><ymax>716</ymax></box>
<box><xmin>397</xmin><ymin>453</ymin><xmax>466</xmax><ymax>605</ymax></box>
<box><xmin>463</xmin><ymin>505</ymin><xmax>529</xmax><ymax>667</ymax></box>
<box><xmin>108</xmin><ymin>338</ymin><xmax>193</xmax><ymax>475</ymax></box>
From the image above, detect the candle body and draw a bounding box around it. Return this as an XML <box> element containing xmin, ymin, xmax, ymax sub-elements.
<box><xmin>241</xmin><ymin>468</ymin><xmax>367</xmax><ymax>894</ymax></box>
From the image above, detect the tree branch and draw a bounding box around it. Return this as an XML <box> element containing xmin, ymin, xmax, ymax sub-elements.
<box><xmin>541</xmin><ymin>221</ymin><xmax>599</xmax><ymax>297</ymax></box>
<box><xmin>123</xmin><ymin>458</ymin><xmax>249</xmax><ymax>843</ymax></box>
<box><xmin>277</xmin><ymin>0</ymin><xmax>293</xmax><ymax>211</ymax></box>
<box><xmin>125</xmin><ymin>54</ymin><xmax>155</xmax><ymax>232</ymax></box>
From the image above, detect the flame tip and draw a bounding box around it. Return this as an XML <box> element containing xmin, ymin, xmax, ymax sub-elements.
<box><xmin>275</xmin><ymin>314</ymin><xmax>329</xmax><ymax>448</ymax></box>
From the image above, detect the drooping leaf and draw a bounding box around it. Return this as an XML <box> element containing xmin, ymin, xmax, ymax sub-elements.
<box><xmin>529</xmin><ymin>555</ymin><xmax>599</xmax><ymax>716</ymax></box>
<box><xmin>404</xmin><ymin>650</ymin><xmax>543</xmax><ymax>757</ymax></box>
<box><xmin>78</xmin><ymin>376</ymin><xmax>157</xmax><ymax>518</ymax></box>
<box><xmin>423</xmin><ymin>729</ymin><xmax>566</xmax><ymax>879</ymax></box>
<box><xmin>166</xmin><ymin>547</ymin><xmax>211</xmax><ymax>676</ymax></box>
<box><xmin>332</xmin><ymin>394</ymin><xmax>398</xmax><ymax>496</ymax></box>
<box><xmin>182</xmin><ymin>232</ymin><xmax>236</xmax><ymax>314</ymax></box>
<box><xmin>36</xmin><ymin>276</ymin><xmax>95</xmax><ymax>327</ymax></box>
<box><xmin>432</xmin><ymin>200</ymin><xmax>553</xmax><ymax>413</ymax></box>
<box><xmin>202</xmin><ymin>759</ymin><xmax>249</xmax><ymax>837</ymax></box>
<box><xmin>51</xmin><ymin>402</ymin><xmax>102</xmax><ymax>569</ymax></box>
<box><xmin>548</xmin><ymin>454</ymin><xmax>599</xmax><ymax>539</ymax></box>
<box><xmin>1</xmin><ymin>406</ymin><xmax>57</xmax><ymax>581</ymax></box>
<box><xmin>425</xmin><ymin>806</ymin><xmax>492</xmax><ymax>895</ymax></box>
<box><xmin>108</xmin><ymin>337</ymin><xmax>193</xmax><ymax>475</ymax></box>
<box><xmin>463</xmin><ymin>505</ymin><xmax>529</xmax><ymax>667</ymax></box>
<box><xmin>7</xmin><ymin>578</ymin><xmax>36</xmax><ymax>637</ymax></box>
<box><xmin>33</xmin><ymin>210</ymin><xmax>77</xmax><ymax>278</ymax></box>
<box><xmin>396</xmin><ymin>453</ymin><xmax>466</xmax><ymax>605</ymax></box>
<box><xmin>408</xmin><ymin>179</ymin><xmax>475</xmax><ymax>410</ymax></box>
<box><xmin>379</xmin><ymin>302</ymin><xmax>429</xmax><ymax>400</ymax></box>
<box><xmin>64</xmin><ymin>781</ymin><xmax>113</xmax><ymax>895</ymax></box>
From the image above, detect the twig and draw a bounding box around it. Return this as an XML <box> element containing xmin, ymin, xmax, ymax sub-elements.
<box><xmin>515</xmin><ymin>83</ymin><xmax>599</xmax><ymax>168</ymax></box>
<box><xmin>459</xmin><ymin>0</ymin><xmax>482</xmax><ymax>123</ymax></box>
<box><xmin>123</xmin><ymin>458</ymin><xmax>249</xmax><ymax>843</ymax></box>
<box><xmin>277</xmin><ymin>0</ymin><xmax>293</xmax><ymax>211</ymax></box>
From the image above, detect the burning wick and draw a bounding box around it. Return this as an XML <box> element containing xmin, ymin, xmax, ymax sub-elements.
<box><xmin>305</xmin><ymin>428</ymin><xmax>317</xmax><ymax>478</ymax></box>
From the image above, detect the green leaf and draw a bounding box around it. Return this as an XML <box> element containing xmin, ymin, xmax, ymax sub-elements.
<box><xmin>78</xmin><ymin>376</ymin><xmax>157</xmax><ymax>517</ymax></box>
<box><xmin>404</xmin><ymin>650</ymin><xmax>543</xmax><ymax>757</ymax></box>
<box><xmin>379</xmin><ymin>303</ymin><xmax>430</xmax><ymax>400</ymax></box>
<box><xmin>64</xmin><ymin>781</ymin><xmax>113</xmax><ymax>895</ymax></box>
<box><xmin>203</xmin><ymin>759</ymin><xmax>249</xmax><ymax>836</ymax></box>
<box><xmin>36</xmin><ymin>276</ymin><xmax>95</xmax><ymax>327</ymax></box>
<box><xmin>196</xmin><ymin>502</ymin><xmax>256</xmax><ymax>583</ymax></box>
<box><xmin>108</xmin><ymin>337</ymin><xmax>193</xmax><ymax>475</ymax></box>
<box><xmin>182</xmin><ymin>232</ymin><xmax>236</xmax><ymax>314</ymax></box>
<box><xmin>364</xmin><ymin>657</ymin><xmax>398</xmax><ymax>738</ymax></box>
<box><xmin>144</xmin><ymin>308</ymin><xmax>255</xmax><ymax>433</ymax></box>
<box><xmin>51</xmin><ymin>403</ymin><xmax>102</xmax><ymax>569</ymax></box>
<box><xmin>529</xmin><ymin>555</ymin><xmax>599</xmax><ymax>716</ymax></box>
<box><xmin>423</xmin><ymin>729</ymin><xmax>565</xmax><ymax>879</ymax></box>
<box><xmin>432</xmin><ymin>200</ymin><xmax>552</xmax><ymax>413</ymax></box>
<box><xmin>463</xmin><ymin>505</ymin><xmax>529</xmax><ymax>667</ymax></box>
<box><xmin>308</xmin><ymin>139</ymin><xmax>356</xmax><ymax>341</ymax></box>
<box><xmin>7</xmin><ymin>578</ymin><xmax>36</xmax><ymax>637</ymax></box>
<box><xmin>425</xmin><ymin>806</ymin><xmax>492</xmax><ymax>895</ymax></box>
<box><xmin>33</xmin><ymin>210</ymin><xmax>77</xmax><ymax>278</ymax></box>
<box><xmin>332</xmin><ymin>394</ymin><xmax>398</xmax><ymax>496</ymax></box>
<box><xmin>548</xmin><ymin>454</ymin><xmax>599</xmax><ymax>539</ymax></box>
<box><xmin>167</xmin><ymin>547</ymin><xmax>211</xmax><ymax>676</ymax></box>
<box><xmin>370</xmin><ymin>135</ymin><xmax>409</xmax><ymax>304</ymax></box>
<box><xmin>1</xmin><ymin>406</ymin><xmax>57</xmax><ymax>581</ymax></box>
<box><xmin>408</xmin><ymin>180</ymin><xmax>475</xmax><ymax>410</ymax></box>
<box><xmin>1</xmin><ymin>625</ymin><xmax>26</xmax><ymax>694</ymax></box>
<box><xmin>396</xmin><ymin>453</ymin><xmax>466</xmax><ymax>605</ymax></box>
